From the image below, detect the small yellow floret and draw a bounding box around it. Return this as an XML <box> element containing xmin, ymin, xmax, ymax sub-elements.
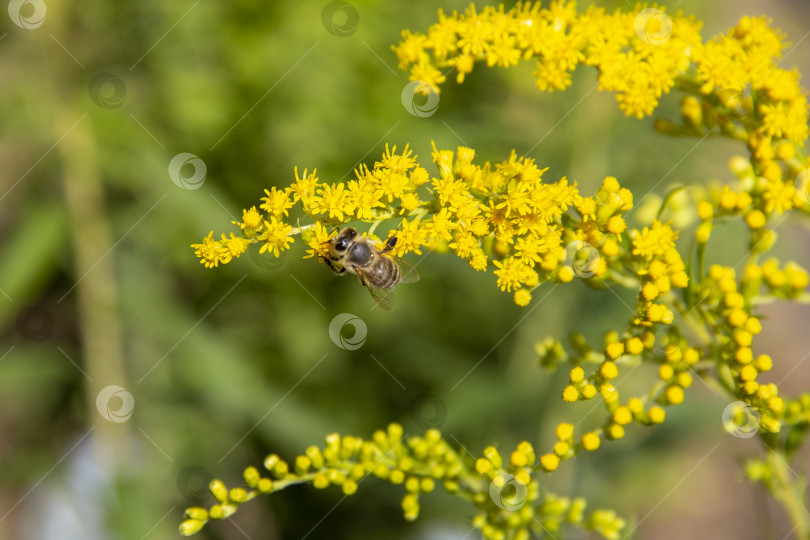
<box><xmin>728</xmin><ymin>308</ymin><xmax>748</xmax><ymax>327</ymax></box>
<box><xmin>600</xmin><ymin>361</ymin><xmax>619</xmax><ymax>379</ymax></box>
<box><xmin>625</xmin><ymin>337</ymin><xmax>644</xmax><ymax>355</ymax></box>
<box><xmin>665</xmin><ymin>385</ymin><xmax>684</xmax><ymax>405</ymax></box>
<box><xmin>581</xmin><ymin>432</ymin><xmax>600</xmax><ymax>450</ymax></box>
<box><xmin>562</xmin><ymin>385</ymin><xmax>579</xmax><ymax>402</ymax></box>
<box><xmin>648</xmin><ymin>406</ymin><xmax>666</xmax><ymax>424</ymax></box>
<box><xmin>739</xmin><ymin>365</ymin><xmax>758</xmax><ymax>381</ymax></box>
<box><xmin>514</xmin><ymin>289</ymin><xmax>532</xmax><ymax>306</ymax></box>
<box><xmin>745</xmin><ymin>210</ymin><xmax>766</xmax><ymax>229</ymax></box>
<box><xmin>556</xmin><ymin>422</ymin><xmax>575</xmax><ymax>441</ymax></box>
<box><xmin>697</xmin><ymin>201</ymin><xmax>714</xmax><ymax>220</ymax></box>
<box><xmin>540</xmin><ymin>453</ymin><xmax>560</xmax><ymax>472</ymax></box>
<box><xmin>613</xmin><ymin>406</ymin><xmax>633</xmax><ymax>426</ymax></box>
<box><xmin>755</xmin><ymin>354</ymin><xmax>773</xmax><ymax>372</ymax></box>
<box><xmin>606</xmin><ymin>424</ymin><xmax>625</xmax><ymax>440</ymax></box>
<box><xmin>605</xmin><ymin>342</ymin><xmax>624</xmax><ymax>360</ymax></box>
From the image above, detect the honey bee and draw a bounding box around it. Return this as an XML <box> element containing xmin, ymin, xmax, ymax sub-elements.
<box><xmin>322</xmin><ymin>227</ymin><xmax>419</xmax><ymax>311</ymax></box>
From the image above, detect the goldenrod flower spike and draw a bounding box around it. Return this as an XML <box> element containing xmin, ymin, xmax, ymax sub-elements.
<box><xmin>193</xmin><ymin>142</ymin><xmax>650</xmax><ymax>307</ymax></box>
<box><xmin>186</xmin><ymin>2</ymin><xmax>810</xmax><ymax>539</ymax></box>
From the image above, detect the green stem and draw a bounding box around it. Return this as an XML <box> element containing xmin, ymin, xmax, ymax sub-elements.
<box><xmin>766</xmin><ymin>447</ymin><xmax>809</xmax><ymax>540</ymax></box>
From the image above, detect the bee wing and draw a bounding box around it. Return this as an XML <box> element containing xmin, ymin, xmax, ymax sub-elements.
<box><xmin>394</xmin><ymin>257</ymin><xmax>420</xmax><ymax>284</ymax></box>
<box><xmin>368</xmin><ymin>285</ymin><xmax>396</xmax><ymax>312</ymax></box>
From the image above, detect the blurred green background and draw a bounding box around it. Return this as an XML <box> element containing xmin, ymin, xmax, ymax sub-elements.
<box><xmin>1</xmin><ymin>1</ymin><xmax>809</xmax><ymax>539</ymax></box>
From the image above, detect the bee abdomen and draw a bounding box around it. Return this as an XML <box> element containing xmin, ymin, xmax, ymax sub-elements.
<box><xmin>367</xmin><ymin>257</ymin><xmax>401</xmax><ymax>289</ymax></box>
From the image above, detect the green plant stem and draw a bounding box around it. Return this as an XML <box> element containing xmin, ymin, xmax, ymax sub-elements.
<box><xmin>767</xmin><ymin>447</ymin><xmax>810</xmax><ymax>540</ymax></box>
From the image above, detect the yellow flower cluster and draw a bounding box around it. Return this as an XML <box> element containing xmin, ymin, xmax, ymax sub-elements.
<box><xmin>185</xmin><ymin>2</ymin><xmax>810</xmax><ymax>537</ymax></box>
<box><xmin>393</xmin><ymin>1</ymin><xmax>703</xmax><ymax>118</ymax></box>
<box><xmin>195</xmin><ymin>144</ymin><xmax>684</xmax><ymax>307</ymax></box>
<box><xmin>394</xmin><ymin>2</ymin><xmax>809</xmax><ymax>135</ymax></box>
<box><xmin>179</xmin><ymin>424</ymin><xmax>626</xmax><ymax>539</ymax></box>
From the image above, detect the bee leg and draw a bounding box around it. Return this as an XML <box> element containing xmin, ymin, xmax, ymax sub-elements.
<box><xmin>322</xmin><ymin>257</ymin><xmax>345</xmax><ymax>276</ymax></box>
<box><xmin>381</xmin><ymin>233</ymin><xmax>398</xmax><ymax>254</ymax></box>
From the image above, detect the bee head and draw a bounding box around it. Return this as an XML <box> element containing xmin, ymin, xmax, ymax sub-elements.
<box><xmin>332</xmin><ymin>227</ymin><xmax>357</xmax><ymax>252</ymax></box>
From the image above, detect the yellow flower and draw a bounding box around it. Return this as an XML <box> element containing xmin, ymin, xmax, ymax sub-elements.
<box><xmin>375</xmin><ymin>169</ymin><xmax>411</xmax><ymax>203</ymax></box>
<box><xmin>392</xmin><ymin>30</ymin><xmax>427</xmax><ymax>70</ymax></box>
<box><xmin>486</xmin><ymin>33</ymin><xmax>521</xmax><ymax>68</ymax></box>
<box><xmin>493</xmin><ymin>257</ymin><xmax>532</xmax><ymax>292</ymax></box>
<box><xmin>392</xmin><ymin>218</ymin><xmax>426</xmax><ymax>257</ymax></box>
<box><xmin>347</xmin><ymin>176</ymin><xmax>384</xmax><ymax>220</ymax></box>
<box><xmin>311</xmin><ymin>183</ymin><xmax>352</xmax><ymax>222</ymax></box>
<box><xmin>399</xmin><ymin>192</ymin><xmax>421</xmax><ymax>213</ymax></box>
<box><xmin>258</xmin><ymin>217</ymin><xmax>294</xmax><ymax>257</ymax></box>
<box><xmin>290</xmin><ymin>167</ymin><xmax>319</xmax><ymax>205</ymax></box>
<box><xmin>375</xmin><ymin>143</ymin><xmax>418</xmax><ymax>173</ymax></box>
<box><xmin>220</xmin><ymin>233</ymin><xmax>248</xmax><ymax>264</ymax></box>
<box><xmin>260</xmin><ymin>187</ymin><xmax>294</xmax><ymax>217</ymax></box>
<box><xmin>631</xmin><ymin>220</ymin><xmax>678</xmax><ymax>258</ymax></box>
<box><xmin>191</xmin><ymin>231</ymin><xmax>224</xmax><ymax>268</ymax></box>
<box><xmin>303</xmin><ymin>222</ymin><xmax>335</xmax><ymax>259</ymax></box>
<box><xmin>238</xmin><ymin>206</ymin><xmax>263</xmax><ymax>231</ymax></box>
<box><xmin>449</xmin><ymin>229</ymin><xmax>479</xmax><ymax>259</ymax></box>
